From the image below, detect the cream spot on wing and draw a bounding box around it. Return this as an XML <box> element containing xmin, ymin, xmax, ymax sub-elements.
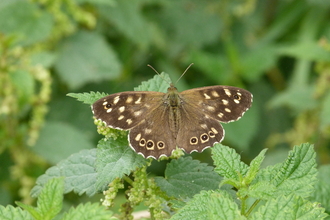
<box><xmin>118</xmin><ymin>115</ymin><xmax>124</xmax><ymax>120</ymax></box>
<box><xmin>126</xmin><ymin>118</ymin><xmax>133</xmax><ymax>125</ymax></box>
<box><xmin>126</xmin><ymin>96</ymin><xmax>133</xmax><ymax>103</ymax></box>
<box><xmin>218</xmin><ymin>112</ymin><xmax>224</xmax><ymax>118</ymax></box>
<box><xmin>200</xmin><ymin>124</ymin><xmax>208</xmax><ymax>129</ymax></box>
<box><xmin>135</xmin><ymin>133</ymin><xmax>141</xmax><ymax>141</ymax></box>
<box><xmin>222</xmin><ymin>99</ymin><xmax>229</xmax><ymax>105</ymax></box>
<box><xmin>211</xmin><ymin>127</ymin><xmax>218</xmax><ymax>134</ymax></box>
<box><xmin>237</xmin><ymin>92</ymin><xmax>242</xmax><ymax>96</ymax></box>
<box><xmin>203</xmin><ymin>93</ymin><xmax>211</xmax><ymax>99</ymax></box>
<box><xmin>135</xmin><ymin>96</ymin><xmax>142</xmax><ymax>104</ymax></box>
<box><xmin>134</xmin><ymin>110</ymin><xmax>142</xmax><ymax>116</ymax></box>
<box><xmin>102</xmin><ymin>101</ymin><xmax>108</xmax><ymax>106</ymax></box>
<box><xmin>106</xmin><ymin>108</ymin><xmax>112</xmax><ymax>113</ymax></box>
<box><xmin>119</xmin><ymin>106</ymin><xmax>125</xmax><ymax>112</ymax></box>
<box><xmin>211</xmin><ymin>91</ymin><xmax>220</xmax><ymax>97</ymax></box>
<box><xmin>225</xmin><ymin>108</ymin><xmax>231</xmax><ymax>113</ymax></box>
<box><xmin>113</xmin><ymin>96</ymin><xmax>120</xmax><ymax>104</ymax></box>
<box><xmin>206</xmin><ymin>106</ymin><xmax>215</xmax><ymax>112</ymax></box>
<box><xmin>145</xmin><ymin>128</ymin><xmax>152</xmax><ymax>134</ymax></box>
<box><xmin>234</xmin><ymin>99</ymin><xmax>240</xmax><ymax>104</ymax></box>
<box><xmin>224</xmin><ymin>89</ymin><xmax>231</xmax><ymax>96</ymax></box>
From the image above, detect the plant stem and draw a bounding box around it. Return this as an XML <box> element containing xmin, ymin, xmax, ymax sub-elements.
<box><xmin>123</xmin><ymin>175</ymin><xmax>134</xmax><ymax>185</ymax></box>
<box><xmin>240</xmin><ymin>196</ymin><xmax>247</xmax><ymax>216</ymax></box>
<box><xmin>246</xmin><ymin>199</ymin><xmax>261</xmax><ymax>217</ymax></box>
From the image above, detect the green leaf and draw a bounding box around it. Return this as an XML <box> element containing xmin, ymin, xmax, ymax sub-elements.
<box><xmin>0</xmin><ymin>205</ymin><xmax>32</xmax><ymax>220</ymax></box>
<box><xmin>14</xmin><ymin>203</ymin><xmax>39</xmax><ymax>220</ymax></box>
<box><xmin>67</xmin><ymin>92</ymin><xmax>108</xmax><ymax>105</ymax></box>
<box><xmin>98</xmin><ymin>0</ymin><xmax>152</xmax><ymax>48</ymax></box>
<box><xmin>54</xmin><ymin>31</ymin><xmax>121</xmax><ymax>89</ymax></box>
<box><xmin>244</xmin><ymin>149</ymin><xmax>267</xmax><ymax>185</ymax></box>
<box><xmin>186</xmin><ymin>50</ymin><xmax>230</xmax><ymax>83</ymax></box>
<box><xmin>36</xmin><ymin>178</ymin><xmax>64</xmax><ymax>219</ymax></box>
<box><xmin>171</xmin><ymin>190</ymin><xmax>245</xmax><ymax>220</ymax></box>
<box><xmin>154</xmin><ymin>157</ymin><xmax>221</xmax><ymax>198</ymax></box>
<box><xmin>277</xmin><ymin>42</ymin><xmax>330</xmax><ymax>62</ymax></box>
<box><xmin>95</xmin><ymin>138</ymin><xmax>147</xmax><ymax>191</ymax></box>
<box><xmin>31</xmin><ymin>51</ymin><xmax>57</xmax><ymax>68</ymax></box>
<box><xmin>0</xmin><ymin>0</ymin><xmax>53</xmax><ymax>45</ymax></box>
<box><xmin>268</xmin><ymin>86</ymin><xmax>317</xmax><ymax>112</ymax></box>
<box><xmin>33</xmin><ymin>121</ymin><xmax>94</xmax><ymax>164</ymax></box>
<box><xmin>134</xmin><ymin>72</ymin><xmax>171</xmax><ymax>93</ymax></box>
<box><xmin>18</xmin><ymin>178</ymin><xmax>64</xmax><ymax>220</ymax></box>
<box><xmin>62</xmin><ymin>202</ymin><xmax>115</xmax><ymax>220</ymax></box>
<box><xmin>243</xmin><ymin>181</ymin><xmax>276</xmax><ymax>200</ymax></box>
<box><xmin>212</xmin><ymin>144</ymin><xmax>248</xmax><ymax>184</ymax></box>
<box><xmin>250</xmin><ymin>194</ymin><xmax>328</xmax><ymax>220</ymax></box>
<box><xmin>255</xmin><ymin>143</ymin><xmax>317</xmax><ymax>198</ymax></box>
<box><xmin>240</xmin><ymin>45</ymin><xmax>278</xmax><ymax>82</ymax></box>
<box><xmin>311</xmin><ymin>164</ymin><xmax>330</xmax><ymax>213</ymax></box>
<box><xmin>160</xmin><ymin>1</ymin><xmax>222</xmax><ymax>47</ymax></box>
<box><xmin>31</xmin><ymin>149</ymin><xmax>98</xmax><ymax>197</ymax></box>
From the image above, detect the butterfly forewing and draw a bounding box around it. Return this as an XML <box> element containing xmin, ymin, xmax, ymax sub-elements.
<box><xmin>92</xmin><ymin>91</ymin><xmax>164</xmax><ymax>130</ymax></box>
<box><xmin>180</xmin><ymin>86</ymin><xmax>253</xmax><ymax>123</ymax></box>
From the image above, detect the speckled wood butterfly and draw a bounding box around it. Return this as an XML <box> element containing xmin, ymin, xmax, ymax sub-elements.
<box><xmin>92</xmin><ymin>75</ymin><xmax>252</xmax><ymax>159</ymax></box>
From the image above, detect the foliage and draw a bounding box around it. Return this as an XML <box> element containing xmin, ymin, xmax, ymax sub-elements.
<box><xmin>1</xmin><ymin>0</ymin><xmax>330</xmax><ymax>219</ymax></box>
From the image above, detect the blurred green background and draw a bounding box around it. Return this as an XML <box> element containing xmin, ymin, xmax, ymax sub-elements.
<box><xmin>1</xmin><ymin>0</ymin><xmax>330</xmax><ymax>209</ymax></box>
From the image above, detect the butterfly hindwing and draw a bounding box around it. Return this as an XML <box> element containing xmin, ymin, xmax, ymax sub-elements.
<box><xmin>128</xmin><ymin>107</ymin><xmax>176</xmax><ymax>159</ymax></box>
<box><xmin>176</xmin><ymin>111</ymin><xmax>224</xmax><ymax>154</ymax></box>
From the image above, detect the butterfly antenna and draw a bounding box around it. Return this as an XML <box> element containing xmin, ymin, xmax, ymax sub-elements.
<box><xmin>175</xmin><ymin>63</ymin><xmax>194</xmax><ymax>84</ymax></box>
<box><xmin>147</xmin><ymin>64</ymin><xmax>171</xmax><ymax>84</ymax></box>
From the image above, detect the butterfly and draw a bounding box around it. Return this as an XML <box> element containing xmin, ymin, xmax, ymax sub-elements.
<box><xmin>92</xmin><ymin>75</ymin><xmax>252</xmax><ymax>159</ymax></box>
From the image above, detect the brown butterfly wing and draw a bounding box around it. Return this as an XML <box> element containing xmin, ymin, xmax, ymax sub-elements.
<box><xmin>176</xmin><ymin>86</ymin><xmax>252</xmax><ymax>153</ymax></box>
<box><xmin>180</xmin><ymin>86</ymin><xmax>253</xmax><ymax>123</ymax></box>
<box><xmin>92</xmin><ymin>91</ymin><xmax>164</xmax><ymax>130</ymax></box>
<box><xmin>128</xmin><ymin>107</ymin><xmax>177</xmax><ymax>159</ymax></box>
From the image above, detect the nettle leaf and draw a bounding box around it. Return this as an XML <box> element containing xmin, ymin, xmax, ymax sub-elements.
<box><xmin>55</xmin><ymin>31</ymin><xmax>121</xmax><ymax>90</ymax></box>
<box><xmin>250</xmin><ymin>194</ymin><xmax>328</xmax><ymax>220</ymax></box>
<box><xmin>311</xmin><ymin>164</ymin><xmax>330</xmax><ymax>213</ymax></box>
<box><xmin>33</xmin><ymin>121</ymin><xmax>94</xmax><ymax>164</ymax></box>
<box><xmin>36</xmin><ymin>177</ymin><xmax>64</xmax><ymax>219</ymax></box>
<box><xmin>212</xmin><ymin>144</ymin><xmax>248</xmax><ymax>184</ymax></box>
<box><xmin>255</xmin><ymin>143</ymin><xmax>317</xmax><ymax>198</ymax></box>
<box><xmin>244</xmin><ymin>149</ymin><xmax>267</xmax><ymax>184</ymax></box>
<box><xmin>154</xmin><ymin>157</ymin><xmax>221</xmax><ymax>198</ymax></box>
<box><xmin>62</xmin><ymin>202</ymin><xmax>115</xmax><ymax>220</ymax></box>
<box><xmin>171</xmin><ymin>190</ymin><xmax>245</xmax><ymax>220</ymax></box>
<box><xmin>67</xmin><ymin>92</ymin><xmax>108</xmax><ymax>105</ymax></box>
<box><xmin>95</xmin><ymin>138</ymin><xmax>147</xmax><ymax>191</ymax></box>
<box><xmin>17</xmin><ymin>178</ymin><xmax>64</xmax><ymax>220</ymax></box>
<box><xmin>31</xmin><ymin>149</ymin><xmax>98</xmax><ymax>197</ymax></box>
<box><xmin>243</xmin><ymin>181</ymin><xmax>276</xmax><ymax>200</ymax></box>
<box><xmin>134</xmin><ymin>72</ymin><xmax>171</xmax><ymax>93</ymax></box>
<box><xmin>0</xmin><ymin>205</ymin><xmax>32</xmax><ymax>220</ymax></box>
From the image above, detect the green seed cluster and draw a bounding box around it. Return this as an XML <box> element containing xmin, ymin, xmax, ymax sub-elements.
<box><xmin>101</xmin><ymin>177</ymin><xmax>124</xmax><ymax>208</ymax></box>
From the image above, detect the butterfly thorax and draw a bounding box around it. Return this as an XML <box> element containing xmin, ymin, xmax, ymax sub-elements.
<box><xmin>164</xmin><ymin>85</ymin><xmax>183</xmax><ymax>136</ymax></box>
